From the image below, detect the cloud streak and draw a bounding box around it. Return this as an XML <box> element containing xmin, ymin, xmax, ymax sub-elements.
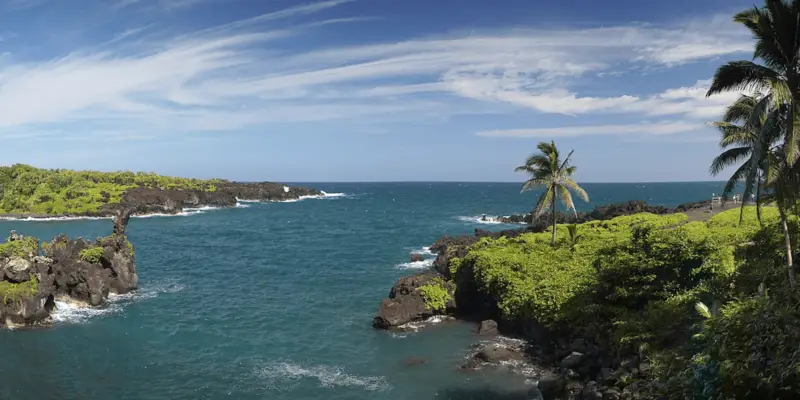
<box><xmin>0</xmin><ymin>2</ymin><xmax>754</xmax><ymax>141</ymax></box>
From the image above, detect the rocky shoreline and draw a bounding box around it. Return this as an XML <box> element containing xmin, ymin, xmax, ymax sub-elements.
<box><xmin>373</xmin><ymin>200</ymin><xmax>715</xmax><ymax>399</ymax></box>
<box><xmin>0</xmin><ymin>182</ymin><xmax>321</xmax><ymax>220</ymax></box>
<box><xmin>0</xmin><ymin>210</ymin><xmax>137</xmax><ymax>329</ymax></box>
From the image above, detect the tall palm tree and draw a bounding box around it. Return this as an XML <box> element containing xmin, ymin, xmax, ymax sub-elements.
<box><xmin>709</xmin><ymin>94</ymin><xmax>778</xmax><ymax>225</ymax></box>
<box><xmin>706</xmin><ymin>0</ymin><xmax>797</xmax><ymax>164</ymax></box>
<box><xmin>515</xmin><ymin>141</ymin><xmax>589</xmax><ymax>246</ymax></box>
<box><xmin>707</xmin><ymin>0</ymin><xmax>800</xmax><ymax>289</ymax></box>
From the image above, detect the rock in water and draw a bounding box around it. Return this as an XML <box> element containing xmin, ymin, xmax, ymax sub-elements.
<box><xmin>410</xmin><ymin>253</ymin><xmax>424</xmax><ymax>262</ymax></box>
<box><xmin>372</xmin><ymin>271</ymin><xmax>452</xmax><ymax>329</ymax></box>
<box><xmin>113</xmin><ymin>207</ymin><xmax>133</xmax><ymax>236</ymax></box>
<box><xmin>477</xmin><ymin>319</ymin><xmax>499</xmax><ymax>335</ymax></box>
<box><xmin>0</xmin><ymin>219</ymin><xmax>138</xmax><ymax>329</ymax></box>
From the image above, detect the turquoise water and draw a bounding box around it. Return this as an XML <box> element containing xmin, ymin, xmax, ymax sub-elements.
<box><xmin>0</xmin><ymin>182</ymin><xmax>728</xmax><ymax>400</ymax></box>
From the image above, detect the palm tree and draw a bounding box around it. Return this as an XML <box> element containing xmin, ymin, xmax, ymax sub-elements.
<box><xmin>515</xmin><ymin>141</ymin><xmax>589</xmax><ymax>246</ymax></box>
<box><xmin>709</xmin><ymin>94</ymin><xmax>779</xmax><ymax>225</ymax></box>
<box><xmin>707</xmin><ymin>0</ymin><xmax>800</xmax><ymax>289</ymax></box>
<box><xmin>706</xmin><ymin>0</ymin><xmax>797</xmax><ymax>164</ymax></box>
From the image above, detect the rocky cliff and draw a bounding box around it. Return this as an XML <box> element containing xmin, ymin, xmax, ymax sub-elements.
<box><xmin>0</xmin><ymin>209</ymin><xmax>138</xmax><ymax>328</ymax></box>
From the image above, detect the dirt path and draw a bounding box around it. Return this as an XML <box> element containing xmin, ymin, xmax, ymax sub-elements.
<box><xmin>682</xmin><ymin>202</ymin><xmax>757</xmax><ymax>222</ymax></box>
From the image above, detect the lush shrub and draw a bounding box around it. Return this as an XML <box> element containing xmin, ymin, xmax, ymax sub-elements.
<box><xmin>0</xmin><ymin>277</ymin><xmax>38</xmax><ymax>304</ymax></box>
<box><xmin>0</xmin><ymin>237</ymin><xmax>38</xmax><ymax>258</ymax></box>
<box><xmin>417</xmin><ymin>278</ymin><xmax>453</xmax><ymax>312</ymax></box>
<box><xmin>79</xmin><ymin>246</ymin><xmax>104</xmax><ymax>264</ymax></box>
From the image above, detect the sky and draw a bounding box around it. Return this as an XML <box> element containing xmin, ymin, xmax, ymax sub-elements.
<box><xmin>0</xmin><ymin>0</ymin><xmax>763</xmax><ymax>182</ymax></box>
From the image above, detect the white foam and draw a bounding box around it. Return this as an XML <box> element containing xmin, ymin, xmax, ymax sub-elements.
<box><xmin>398</xmin><ymin>315</ymin><xmax>455</xmax><ymax>332</ymax></box>
<box><xmin>0</xmin><ymin>215</ymin><xmax>111</xmax><ymax>222</ymax></box>
<box><xmin>408</xmin><ymin>246</ymin><xmax>436</xmax><ymax>256</ymax></box>
<box><xmin>283</xmin><ymin>185</ymin><xmax>290</xmax><ymax>193</ymax></box>
<box><xmin>395</xmin><ymin>258</ymin><xmax>434</xmax><ymax>270</ymax></box>
<box><xmin>256</xmin><ymin>361</ymin><xmax>391</xmax><ymax>392</ymax></box>
<box><xmin>458</xmin><ymin>215</ymin><xmax>506</xmax><ymax>225</ymax></box>
<box><xmin>235</xmin><ymin>202</ymin><xmax>251</xmax><ymax>208</ymax></box>
<box><xmin>50</xmin><ymin>281</ymin><xmax>186</xmax><ymax>325</ymax></box>
<box><xmin>277</xmin><ymin>191</ymin><xmax>350</xmax><ymax>203</ymax></box>
<box><xmin>235</xmin><ymin>198</ymin><xmax>262</xmax><ymax>203</ymax></box>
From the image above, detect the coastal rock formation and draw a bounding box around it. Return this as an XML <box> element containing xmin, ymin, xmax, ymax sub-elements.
<box><xmin>0</xmin><ymin>210</ymin><xmax>137</xmax><ymax>328</ymax></box>
<box><xmin>97</xmin><ymin>182</ymin><xmax>321</xmax><ymax>217</ymax></box>
<box><xmin>372</xmin><ymin>271</ymin><xmax>454</xmax><ymax>329</ymax></box>
<box><xmin>497</xmin><ymin>200</ymin><xmax>698</xmax><ymax>226</ymax></box>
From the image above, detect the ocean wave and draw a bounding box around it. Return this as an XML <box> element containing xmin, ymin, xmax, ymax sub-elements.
<box><xmin>50</xmin><ymin>281</ymin><xmax>186</xmax><ymax>325</ymax></box>
<box><xmin>255</xmin><ymin>361</ymin><xmax>391</xmax><ymax>392</ymax></box>
<box><xmin>0</xmin><ymin>215</ymin><xmax>111</xmax><ymax>222</ymax></box>
<box><xmin>407</xmin><ymin>246</ymin><xmax>435</xmax><ymax>256</ymax></box>
<box><xmin>395</xmin><ymin>258</ymin><xmax>434</xmax><ymax>270</ymax></box>
<box><xmin>235</xmin><ymin>202</ymin><xmax>251</xmax><ymax>208</ymax></box>
<box><xmin>457</xmin><ymin>215</ymin><xmax>507</xmax><ymax>225</ymax></box>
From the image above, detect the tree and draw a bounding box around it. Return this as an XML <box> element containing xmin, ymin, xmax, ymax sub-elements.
<box><xmin>709</xmin><ymin>94</ymin><xmax>780</xmax><ymax>226</ymax></box>
<box><xmin>515</xmin><ymin>141</ymin><xmax>589</xmax><ymax>246</ymax></box>
<box><xmin>706</xmin><ymin>0</ymin><xmax>798</xmax><ymax>164</ymax></box>
<box><xmin>707</xmin><ymin>0</ymin><xmax>800</xmax><ymax>289</ymax></box>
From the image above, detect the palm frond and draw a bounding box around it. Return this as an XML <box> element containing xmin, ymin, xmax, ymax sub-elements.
<box><xmin>706</xmin><ymin>61</ymin><xmax>781</xmax><ymax>97</ymax></box>
<box><xmin>710</xmin><ymin>146</ymin><xmax>753</xmax><ymax>176</ymax></box>
<box><xmin>533</xmin><ymin>186</ymin><xmax>554</xmax><ymax>217</ymax></box>
<box><xmin>561</xmin><ymin>178</ymin><xmax>589</xmax><ymax>202</ymax></box>
<box><xmin>557</xmin><ymin>185</ymin><xmax>577</xmax><ymax>216</ymax></box>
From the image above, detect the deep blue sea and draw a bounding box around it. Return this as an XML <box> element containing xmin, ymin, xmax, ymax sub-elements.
<box><xmin>0</xmin><ymin>182</ymin><xmax>729</xmax><ymax>400</ymax></box>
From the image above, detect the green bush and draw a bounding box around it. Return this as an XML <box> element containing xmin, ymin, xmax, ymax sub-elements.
<box><xmin>0</xmin><ymin>277</ymin><xmax>38</xmax><ymax>304</ymax></box>
<box><xmin>0</xmin><ymin>237</ymin><xmax>38</xmax><ymax>258</ymax></box>
<box><xmin>417</xmin><ymin>278</ymin><xmax>453</xmax><ymax>312</ymax></box>
<box><xmin>79</xmin><ymin>246</ymin><xmax>104</xmax><ymax>264</ymax></box>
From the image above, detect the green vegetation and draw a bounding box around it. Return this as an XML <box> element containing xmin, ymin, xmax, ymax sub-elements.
<box><xmin>515</xmin><ymin>140</ymin><xmax>589</xmax><ymax>245</ymax></box>
<box><xmin>444</xmin><ymin>207</ymin><xmax>799</xmax><ymax>397</ymax></box>
<box><xmin>0</xmin><ymin>164</ymin><xmax>225</xmax><ymax>215</ymax></box>
<box><xmin>0</xmin><ymin>237</ymin><xmax>38</xmax><ymax>258</ymax></box>
<box><xmin>0</xmin><ymin>277</ymin><xmax>38</xmax><ymax>305</ymax></box>
<box><xmin>417</xmin><ymin>278</ymin><xmax>453</xmax><ymax>312</ymax></box>
<box><xmin>79</xmin><ymin>246</ymin><xmax>104</xmax><ymax>264</ymax></box>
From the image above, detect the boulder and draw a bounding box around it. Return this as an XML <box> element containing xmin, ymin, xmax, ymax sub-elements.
<box><xmin>560</xmin><ymin>352</ymin><xmax>585</xmax><ymax>369</ymax></box>
<box><xmin>475</xmin><ymin>345</ymin><xmax>521</xmax><ymax>363</ymax></box>
<box><xmin>538</xmin><ymin>375</ymin><xmax>567</xmax><ymax>399</ymax></box>
<box><xmin>373</xmin><ymin>271</ymin><xmax>450</xmax><ymax>329</ymax></box>
<box><xmin>477</xmin><ymin>319</ymin><xmax>499</xmax><ymax>335</ymax></box>
<box><xmin>581</xmin><ymin>381</ymin><xmax>603</xmax><ymax>400</ymax></box>
<box><xmin>410</xmin><ymin>253</ymin><xmax>424</xmax><ymax>262</ymax></box>
<box><xmin>3</xmin><ymin>257</ymin><xmax>33</xmax><ymax>282</ymax></box>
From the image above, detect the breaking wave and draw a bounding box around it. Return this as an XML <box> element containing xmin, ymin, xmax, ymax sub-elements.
<box><xmin>50</xmin><ymin>281</ymin><xmax>186</xmax><ymax>325</ymax></box>
<box><xmin>457</xmin><ymin>215</ymin><xmax>507</xmax><ymax>225</ymax></box>
<box><xmin>395</xmin><ymin>258</ymin><xmax>434</xmax><ymax>270</ymax></box>
<box><xmin>398</xmin><ymin>315</ymin><xmax>455</xmax><ymax>332</ymax></box>
<box><xmin>255</xmin><ymin>361</ymin><xmax>391</xmax><ymax>392</ymax></box>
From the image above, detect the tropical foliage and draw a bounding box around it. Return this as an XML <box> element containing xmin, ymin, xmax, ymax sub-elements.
<box><xmin>0</xmin><ymin>164</ymin><xmax>224</xmax><ymax>215</ymax></box>
<box><xmin>515</xmin><ymin>141</ymin><xmax>589</xmax><ymax>245</ymax></box>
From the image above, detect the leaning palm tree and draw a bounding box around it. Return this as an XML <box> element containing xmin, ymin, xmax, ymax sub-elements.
<box><xmin>515</xmin><ymin>141</ymin><xmax>589</xmax><ymax>246</ymax></box>
<box><xmin>709</xmin><ymin>94</ymin><xmax>779</xmax><ymax>225</ymax></box>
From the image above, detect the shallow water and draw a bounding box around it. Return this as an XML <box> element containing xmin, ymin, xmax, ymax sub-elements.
<box><xmin>0</xmin><ymin>182</ymin><xmax>726</xmax><ymax>400</ymax></box>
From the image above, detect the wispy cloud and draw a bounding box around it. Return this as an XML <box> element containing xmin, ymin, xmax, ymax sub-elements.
<box><xmin>0</xmin><ymin>3</ymin><xmax>753</xmax><ymax>141</ymax></box>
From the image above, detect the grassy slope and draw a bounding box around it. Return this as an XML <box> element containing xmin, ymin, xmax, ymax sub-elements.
<box><xmin>0</xmin><ymin>164</ymin><xmax>225</xmax><ymax>215</ymax></box>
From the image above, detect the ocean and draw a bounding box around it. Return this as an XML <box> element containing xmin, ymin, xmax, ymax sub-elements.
<box><xmin>0</xmin><ymin>182</ymin><xmax>728</xmax><ymax>400</ymax></box>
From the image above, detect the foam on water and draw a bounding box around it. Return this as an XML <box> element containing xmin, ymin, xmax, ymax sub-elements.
<box><xmin>398</xmin><ymin>315</ymin><xmax>455</xmax><ymax>332</ymax></box>
<box><xmin>0</xmin><ymin>215</ymin><xmax>111</xmax><ymax>222</ymax></box>
<box><xmin>50</xmin><ymin>281</ymin><xmax>186</xmax><ymax>325</ymax></box>
<box><xmin>255</xmin><ymin>361</ymin><xmax>391</xmax><ymax>392</ymax></box>
<box><xmin>457</xmin><ymin>215</ymin><xmax>507</xmax><ymax>225</ymax></box>
<box><xmin>395</xmin><ymin>258</ymin><xmax>434</xmax><ymax>270</ymax></box>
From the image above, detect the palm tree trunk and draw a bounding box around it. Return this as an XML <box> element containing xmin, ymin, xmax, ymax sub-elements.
<box><xmin>551</xmin><ymin>186</ymin><xmax>557</xmax><ymax>246</ymax></box>
<box><xmin>756</xmin><ymin>173</ymin><xmax>763</xmax><ymax>227</ymax></box>
<box><xmin>778</xmin><ymin>204</ymin><xmax>796</xmax><ymax>289</ymax></box>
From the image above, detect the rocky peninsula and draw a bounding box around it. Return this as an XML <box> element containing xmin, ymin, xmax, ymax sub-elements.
<box><xmin>0</xmin><ymin>209</ymin><xmax>137</xmax><ymax>329</ymax></box>
<box><xmin>373</xmin><ymin>200</ymin><xmax>732</xmax><ymax>400</ymax></box>
<box><xmin>0</xmin><ymin>164</ymin><xmax>320</xmax><ymax>219</ymax></box>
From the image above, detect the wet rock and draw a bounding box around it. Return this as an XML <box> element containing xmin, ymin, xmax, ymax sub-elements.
<box><xmin>538</xmin><ymin>375</ymin><xmax>567</xmax><ymax>399</ymax></box>
<box><xmin>410</xmin><ymin>253</ymin><xmax>424</xmax><ymax>262</ymax></box>
<box><xmin>477</xmin><ymin>319</ymin><xmax>499</xmax><ymax>335</ymax></box>
<box><xmin>560</xmin><ymin>352</ymin><xmax>585</xmax><ymax>369</ymax></box>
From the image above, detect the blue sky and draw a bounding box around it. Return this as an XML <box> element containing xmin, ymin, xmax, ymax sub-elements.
<box><xmin>0</xmin><ymin>0</ymin><xmax>760</xmax><ymax>182</ymax></box>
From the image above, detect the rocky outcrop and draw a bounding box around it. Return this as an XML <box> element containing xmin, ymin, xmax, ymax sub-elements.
<box><xmin>0</xmin><ymin>210</ymin><xmax>138</xmax><ymax>328</ymax></box>
<box><xmin>497</xmin><ymin>200</ymin><xmax>705</xmax><ymax>227</ymax></box>
<box><xmin>96</xmin><ymin>181</ymin><xmax>320</xmax><ymax>217</ymax></box>
<box><xmin>372</xmin><ymin>271</ymin><xmax>454</xmax><ymax>329</ymax></box>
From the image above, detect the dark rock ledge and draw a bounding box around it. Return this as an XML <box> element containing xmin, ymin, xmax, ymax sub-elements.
<box><xmin>0</xmin><ymin>209</ymin><xmax>137</xmax><ymax>329</ymax></box>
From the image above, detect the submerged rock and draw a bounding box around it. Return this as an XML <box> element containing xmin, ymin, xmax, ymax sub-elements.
<box><xmin>0</xmin><ymin>209</ymin><xmax>138</xmax><ymax>329</ymax></box>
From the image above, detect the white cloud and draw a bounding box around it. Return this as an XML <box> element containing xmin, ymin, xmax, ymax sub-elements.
<box><xmin>476</xmin><ymin>122</ymin><xmax>702</xmax><ymax>138</ymax></box>
<box><xmin>0</xmin><ymin>4</ymin><xmax>755</xmax><ymax>139</ymax></box>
